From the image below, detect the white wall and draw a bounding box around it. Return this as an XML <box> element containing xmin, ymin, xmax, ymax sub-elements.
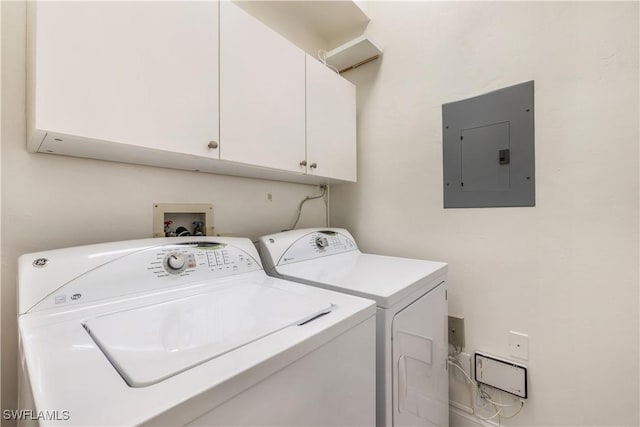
<box><xmin>1</xmin><ymin>0</ymin><xmax>326</xmax><ymax>416</ymax></box>
<box><xmin>333</xmin><ymin>2</ymin><xmax>639</xmax><ymax>426</ymax></box>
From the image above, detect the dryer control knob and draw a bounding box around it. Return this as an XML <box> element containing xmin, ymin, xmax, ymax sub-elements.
<box><xmin>166</xmin><ymin>253</ymin><xmax>186</xmax><ymax>272</ymax></box>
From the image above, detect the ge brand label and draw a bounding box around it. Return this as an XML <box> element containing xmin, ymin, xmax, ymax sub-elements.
<box><xmin>32</xmin><ymin>258</ymin><xmax>48</xmax><ymax>268</ymax></box>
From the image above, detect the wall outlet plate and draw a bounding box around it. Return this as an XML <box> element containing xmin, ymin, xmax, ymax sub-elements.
<box><xmin>508</xmin><ymin>331</ymin><xmax>529</xmax><ymax>360</ymax></box>
<box><xmin>448</xmin><ymin>316</ymin><xmax>465</xmax><ymax>349</ymax></box>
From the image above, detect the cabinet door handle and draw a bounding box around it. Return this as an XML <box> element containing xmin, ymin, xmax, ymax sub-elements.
<box><xmin>207</xmin><ymin>141</ymin><xmax>218</xmax><ymax>149</ymax></box>
<box><xmin>299</xmin><ymin>160</ymin><xmax>307</xmax><ymax>166</ymax></box>
<box><xmin>310</xmin><ymin>163</ymin><xmax>317</xmax><ymax>169</ymax></box>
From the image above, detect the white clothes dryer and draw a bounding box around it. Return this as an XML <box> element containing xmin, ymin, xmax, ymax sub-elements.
<box><xmin>18</xmin><ymin>237</ymin><xmax>376</xmax><ymax>426</ymax></box>
<box><xmin>259</xmin><ymin>228</ymin><xmax>449</xmax><ymax>427</ymax></box>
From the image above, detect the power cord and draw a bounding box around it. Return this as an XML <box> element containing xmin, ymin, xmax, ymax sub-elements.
<box><xmin>479</xmin><ymin>384</ymin><xmax>525</xmax><ymax>425</ymax></box>
<box><xmin>287</xmin><ymin>185</ymin><xmax>327</xmax><ymax>231</ymax></box>
<box><xmin>448</xmin><ymin>354</ymin><xmax>525</xmax><ymax>425</ymax></box>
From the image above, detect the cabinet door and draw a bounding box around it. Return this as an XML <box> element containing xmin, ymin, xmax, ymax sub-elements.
<box><xmin>33</xmin><ymin>2</ymin><xmax>219</xmax><ymax>157</ymax></box>
<box><xmin>306</xmin><ymin>55</ymin><xmax>357</xmax><ymax>182</ymax></box>
<box><xmin>219</xmin><ymin>3</ymin><xmax>306</xmax><ymax>173</ymax></box>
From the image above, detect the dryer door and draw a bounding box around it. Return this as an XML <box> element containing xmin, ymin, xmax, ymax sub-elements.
<box><xmin>392</xmin><ymin>282</ymin><xmax>448</xmax><ymax>427</ymax></box>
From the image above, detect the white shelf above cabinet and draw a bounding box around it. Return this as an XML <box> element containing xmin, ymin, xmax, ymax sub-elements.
<box><xmin>325</xmin><ymin>35</ymin><xmax>382</xmax><ymax>74</ymax></box>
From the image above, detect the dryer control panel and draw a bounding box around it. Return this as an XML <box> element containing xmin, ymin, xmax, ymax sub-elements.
<box><xmin>267</xmin><ymin>230</ymin><xmax>357</xmax><ymax>267</ymax></box>
<box><xmin>23</xmin><ymin>240</ymin><xmax>262</xmax><ymax>313</ymax></box>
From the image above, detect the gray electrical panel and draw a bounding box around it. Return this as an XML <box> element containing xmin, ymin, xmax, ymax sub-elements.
<box><xmin>442</xmin><ymin>81</ymin><xmax>535</xmax><ymax>208</ymax></box>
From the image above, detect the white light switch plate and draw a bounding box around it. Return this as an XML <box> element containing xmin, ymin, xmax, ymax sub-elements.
<box><xmin>508</xmin><ymin>331</ymin><xmax>529</xmax><ymax>360</ymax></box>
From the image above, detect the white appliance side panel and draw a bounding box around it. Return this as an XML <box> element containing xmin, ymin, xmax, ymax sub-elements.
<box><xmin>392</xmin><ymin>283</ymin><xmax>448</xmax><ymax>427</ymax></box>
<box><xmin>377</xmin><ymin>307</ymin><xmax>394</xmax><ymax>427</ymax></box>
<box><xmin>18</xmin><ymin>337</ymin><xmax>38</xmax><ymax>427</ymax></box>
<box><xmin>185</xmin><ymin>316</ymin><xmax>376</xmax><ymax>427</ymax></box>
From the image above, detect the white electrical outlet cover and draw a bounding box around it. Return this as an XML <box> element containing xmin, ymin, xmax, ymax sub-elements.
<box><xmin>508</xmin><ymin>331</ymin><xmax>529</xmax><ymax>360</ymax></box>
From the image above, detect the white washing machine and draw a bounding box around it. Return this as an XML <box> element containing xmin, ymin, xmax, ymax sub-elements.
<box><xmin>18</xmin><ymin>237</ymin><xmax>376</xmax><ymax>426</ymax></box>
<box><xmin>259</xmin><ymin>228</ymin><xmax>449</xmax><ymax>427</ymax></box>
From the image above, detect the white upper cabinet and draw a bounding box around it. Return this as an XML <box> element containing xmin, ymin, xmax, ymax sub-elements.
<box><xmin>29</xmin><ymin>2</ymin><xmax>220</xmax><ymax>158</ymax></box>
<box><xmin>305</xmin><ymin>55</ymin><xmax>357</xmax><ymax>182</ymax></box>
<box><xmin>219</xmin><ymin>2</ymin><xmax>306</xmax><ymax>174</ymax></box>
<box><xmin>28</xmin><ymin>1</ymin><xmax>357</xmax><ymax>185</ymax></box>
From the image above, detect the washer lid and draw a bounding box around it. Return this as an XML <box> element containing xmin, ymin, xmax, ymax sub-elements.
<box><xmin>83</xmin><ymin>282</ymin><xmax>332</xmax><ymax>387</ymax></box>
<box><xmin>275</xmin><ymin>252</ymin><xmax>447</xmax><ymax>308</ymax></box>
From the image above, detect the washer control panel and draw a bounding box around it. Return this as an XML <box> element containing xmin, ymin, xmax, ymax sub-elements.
<box><xmin>277</xmin><ymin>230</ymin><xmax>357</xmax><ymax>266</ymax></box>
<box><xmin>148</xmin><ymin>242</ymin><xmax>258</xmax><ymax>279</ymax></box>
<box><xmin>30</xmin><ymin>241</ymin><xmax>262</xmax><ymax>312</ymax></box>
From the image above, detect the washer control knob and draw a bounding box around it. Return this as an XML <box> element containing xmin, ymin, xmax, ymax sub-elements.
<box><xmin>166</xmin><ymin>253</ymin><xmax>186</xmax><ymax>272</ymax></box>
<box><xmin>315</xmin><ymin>236</ymin><xmax>329</xmax><ymax>249</ymax></box>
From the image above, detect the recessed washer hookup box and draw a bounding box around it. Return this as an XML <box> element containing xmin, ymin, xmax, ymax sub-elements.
<box><xmin>475</xmin><ymin>352</ymin><xmax>527</xmax><ymax>398</ymax></box>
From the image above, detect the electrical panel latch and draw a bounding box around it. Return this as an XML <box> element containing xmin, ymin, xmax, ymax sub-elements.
<box><xmin>499</xmin><ymin>149</ymin><xmax>510</xmax><ymax>165</ymax></box>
